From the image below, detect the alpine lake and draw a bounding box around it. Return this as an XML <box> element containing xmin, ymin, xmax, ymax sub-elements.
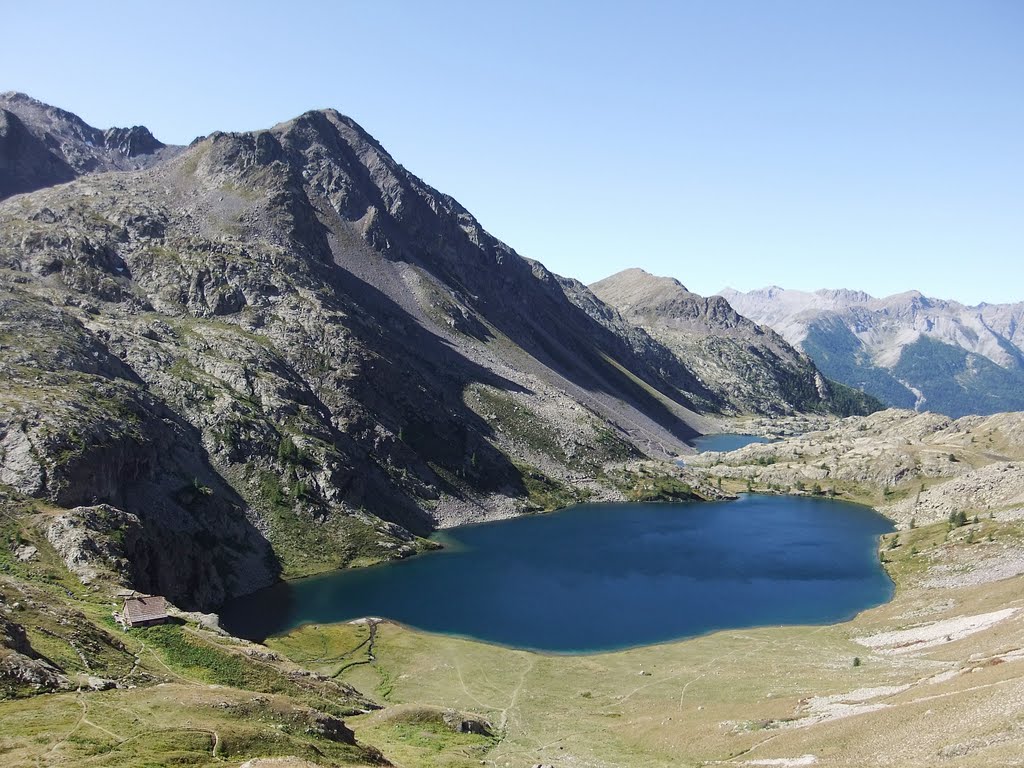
<box><xmin>687</xmin><ymin>432</ymin><xmax>776</xmax><ymax>453</ymax></box>
<box><xmin>220</xmin><ymin>493</ymin><xmax>894</xmax><ymax>652</ymax></box>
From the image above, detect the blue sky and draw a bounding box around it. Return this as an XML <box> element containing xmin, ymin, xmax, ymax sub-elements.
<box><xmin>4</xmin><ymin>1</ymin><xmax>1021</xmax><ymax>304</ymax></box>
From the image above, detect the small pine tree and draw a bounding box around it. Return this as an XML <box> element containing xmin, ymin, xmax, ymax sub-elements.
<box><xmin>852</xmin><ymin>657</ymin><xmax>861</xmax><ymax>667</ymax></box>
<box><xmin>277</xmin><ymin>435</ymin><xmax>300</xmax><ymax>465</ymax></box>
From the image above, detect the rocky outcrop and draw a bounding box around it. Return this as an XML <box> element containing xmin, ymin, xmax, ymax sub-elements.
<box><xmin>0</xmin><ymin>615</ymin><xmax>69</xmax><ymax>693</ymax></box>
<box><xmin>101</xmin><ymin>125</ymin><xmax>164</xmax><ymax>158</ymax></box>
<box><xmin>0</xmin><ymin>108</ymin><xmax>76</xmax><ymax>199</ymax></box>
<box><xmin>45</xmin><ymin>505</ymin><xmax>144</xmax><ymax>586</ymax></box>
<box><xmin>689</xmin><ymin>409</ymin><xmax>1024</xmax><ymax>526</ymax></box>
<box><xmin>885</xmin><ymin>462</ymin><xmax>1024</xmax><ymax>523</ymax></box>
<box><xmin>441</xmin><ymin>708</ymin><xmax>493</xmax><ymax>735</ymax></box>
<box><xmin>301</xmin><ymin>709</ymin><xmax>356</xmax><ymax>744</ymax></box>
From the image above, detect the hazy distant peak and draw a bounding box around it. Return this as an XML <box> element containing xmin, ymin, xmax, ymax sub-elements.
<box><xmin>720</xmin><ymin>283</ymin><xmax>1024</xmax><ymax>416</ymax></box>
<box><xmin>814</xmin><ymin>287</ymin><xmax>874</xmax><ymax>304</ymax></box>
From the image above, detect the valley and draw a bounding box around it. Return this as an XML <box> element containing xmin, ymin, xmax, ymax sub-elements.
<box><xmin>1</xmin><ymin>91</ymin><xmax>1023</xmax><ymax>768</ymax></box>
<box><xmin>2</xmin><ymin>409</ymin><xmax>1024</xmax><ymax>766</ymax></box>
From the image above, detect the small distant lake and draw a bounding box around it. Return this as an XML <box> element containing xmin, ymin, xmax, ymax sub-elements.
<box><xmin>220</xmin><ymin>496</ymin><xmax>894</xmax><ymax>652</ymax></box>
<box><xmin>689</xmin><ymin>433</ymin><xmax>776</xmax><ymax>453</ymax></box>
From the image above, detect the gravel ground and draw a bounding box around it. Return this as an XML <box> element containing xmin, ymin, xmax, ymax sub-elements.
<box><xmin>855</xmin><ymin>608</ymin><xmax>1018</xmax><ymax>654</ymax></box>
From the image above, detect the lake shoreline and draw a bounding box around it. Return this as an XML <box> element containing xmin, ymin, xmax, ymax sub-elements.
<box><xmin>219</xmin><ymin>495</ymin><xmax>894</xmax><ymax>650</ymax></box>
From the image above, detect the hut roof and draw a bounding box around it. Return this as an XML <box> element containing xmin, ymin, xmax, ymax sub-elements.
<box><xmin>122</xmin><ymin>595</ymin><xmax>168</xmax><ymax>624</ymax></box>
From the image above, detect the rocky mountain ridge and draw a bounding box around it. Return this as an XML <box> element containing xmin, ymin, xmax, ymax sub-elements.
<box><xmin>0</xmin><ymin>94</ymin><xmax>858</xmax><ymax>610</ymax></box>
<box><xmin>0</xmin><ymin>91</ymin><xmax>179</xmax><ymax>200</ymax></box>
<box><xmin>719</xmin><ymin>285</ymin><xmax>1024</xmax><ymax>417</ymax></box>
<box><xmin>588</xmin><ymin>269</ymin><xmax>880</xmax><ymax>416</ymax></box>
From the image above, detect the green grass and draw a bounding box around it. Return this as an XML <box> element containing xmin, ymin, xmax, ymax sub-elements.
<box><xmin>264</xmin><ymin>622</ymin><xmax>373</xmax><ymax>678</ymax></box>
<box><xmin>354</xmin><ymin>709</ymin><xmax>496</xmax><ymax>768</ymax></box>
<box><xmin>611</xmin><ymin>466</ymin><xmax>698</xmax><ymax>502</ymax></box>
<box><xmin>138</xmin><ymin>623</ymin><xmax>280</xmax><ymax>690</ymax></box>
<box><xmin>0</xmin><ymin>683</ymin><xmax>384</xmax><ymax>767</ymax></box>
<box><xmin>469</xmin><ymin>388</ymin><xmax>568</xmax><ymax>464</ymax></box>
<box><xmin>514</xmin><ymin>462</ymin><xmax>585</xmax><ymax>512</ymax></box>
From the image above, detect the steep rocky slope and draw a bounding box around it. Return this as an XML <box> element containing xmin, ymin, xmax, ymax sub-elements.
<box><xmin>588</xmin><ymin>269</ymin><xmax>880</xmax><ymax>416</ymax></box>
<box><xmin>720</xmin><ymin>286</ymin><xmax>1024</xmax><ymax>417</ymax></box>
<box><xmin>0</xmin><ymin>95</ymin><xmax>751</xmax><ymax>608</ymax></box>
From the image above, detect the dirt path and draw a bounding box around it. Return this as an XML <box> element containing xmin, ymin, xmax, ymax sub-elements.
<box><xmin>452</xmin><ymin>655</ymin><xmax>493</xmax><ymax>711</ymax></box>
<box><xmin>498</xmin><ymin>654</ymin><xmax>535</xmax><ymax>733</ymax></box>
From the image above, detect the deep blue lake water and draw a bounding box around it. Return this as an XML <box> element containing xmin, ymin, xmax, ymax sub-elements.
<box><xmin>688</xmin><ymin>433</ymin><xmax>775</xmax><ymax>452</ymax></box>
<box><xmin>220</xmin><ymin>495</ymin><xmax>894</xmax><ymax>652</ymax></box>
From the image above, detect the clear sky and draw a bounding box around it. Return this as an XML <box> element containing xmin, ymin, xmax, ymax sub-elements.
<box><xmin>3</xmin><ymin>1</ymin><xmax>1021</xmax><ymax>304</ymax></box>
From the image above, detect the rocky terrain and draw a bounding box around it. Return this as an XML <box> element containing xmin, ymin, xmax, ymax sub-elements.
<box><xmin>689</xmin><ymin>408</ymin><xmax>1024</xmax><ymax>527</ymax></box>
<box><xmin>0</xmin><ymin>91</ymin><xmax>180</xmax><ymax>200</ymax></box>
<box><xmin>720</xmin><ymin>285</ymin><xmax>1024</xmax><ymax>417</ymax></box>
<box><xmin>5</xmin><ymin>91</ymin><xmax>1024</xmax><ymax>767</ymax></box>
<box><xmin>0</xmin><ymin>94</ymin><xmax>877</xmax><ymax>612</ymax></box>
<box><xmin>587</xmin><ymin>269</ymin><xmax>879</xmax><ymax>416</ymax></box>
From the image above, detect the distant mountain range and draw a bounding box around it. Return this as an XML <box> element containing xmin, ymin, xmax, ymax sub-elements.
<box><xmin>0</xmin><ymin>92</ymin><xmax>875</xmax><ymax>609</ymax></box>
<box><xmin>719</xmin><ymin>286</ymin><xmax>1024</xmax><ymax>417</ymax></box>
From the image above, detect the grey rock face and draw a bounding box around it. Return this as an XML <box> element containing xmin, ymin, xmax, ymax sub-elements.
<box><xmin>0</xmin><ymin>616</ymin><xmax>70</xmax><ymax>692</ymax></box>
<box><xmin>0</xmin><ymin>108</ymin><xmax>77</xmax><ymax>199</ymax></box>
<box><xmin>0</xmin><ymin>91</ymin><xmax>180</xmax><ymax>200</ymax></box>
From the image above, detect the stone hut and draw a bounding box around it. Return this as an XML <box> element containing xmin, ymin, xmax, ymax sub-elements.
<box><xmin>119</xmin><ymin>595</ymin><xmax>170</xmax><ymax>628</ymax></box>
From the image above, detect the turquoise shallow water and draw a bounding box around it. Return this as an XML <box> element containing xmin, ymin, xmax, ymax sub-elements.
<box><xmin>220</xmin><ymin>495</ymin><xmax>894</xmax><ymax>652</ymax></box>
<box><xmin>688</xmin><ymin>433</ymin><xmax>775</xmax><ymax>452</ymax></box>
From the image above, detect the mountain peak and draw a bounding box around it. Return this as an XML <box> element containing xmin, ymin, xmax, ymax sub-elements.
<box><xmin>590</xmin><ymin>268</ymin><xmax>691</xmax><ymax>300</ymax></box>
<box><xmin>0</xmin><ymin>91</ymin><xmax>178</xmax><ymax>200</ymax></box>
